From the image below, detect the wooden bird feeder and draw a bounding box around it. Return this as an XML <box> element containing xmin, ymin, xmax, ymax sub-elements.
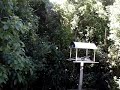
<box><xmin>67</xmin><ymin>42</ymin><xmax>99</xmax><ymax>90</ymax></box>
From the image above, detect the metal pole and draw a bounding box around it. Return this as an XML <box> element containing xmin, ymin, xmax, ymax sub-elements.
<box><xmin>78</xmin><ymin>62</ymin><xmax>84</xmax><ymax>90</ymax></box>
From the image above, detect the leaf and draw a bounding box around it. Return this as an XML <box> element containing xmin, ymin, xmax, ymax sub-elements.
<box><xmin>20</xmin><ymin>41</ymin><xmax>25</xmax><ymax>47</ymax></box>
<box><xmin>30</xmin><ymin>68</ymin><xmax>33</xmax><ymax>75</ymax></box>
<box><xmin>0</xmin><ymin>47</ymin><xmax>2</xmax><ymax>51</ymax></box>
<box><xmin>15</xmin><ymin>23</ymin><xmax>20</xmax><ymax>31</ymax></box>
<box><xmin>17</xmin><ymin>73</ymin><xmax>23</xmax><ymax>83</ymax></box>
<box><xmin>3</xmin><ymin>25</ymin><xmax>9</xmax><ymax>30</ymax></box>
<box><xmin>0</xmin><ymin>77</ymin><xmax>5</xmax><ymax>84</ymax></box>
<box><xmin>8</xmin><ymin>0</ymin><xmax>13</xmax><ymax>10</ymax></box>
<box><xmin>0</xmin><ymin>72</ymin><xmax>2</xmax><ymax>77</ymax></box>
<box><xmin>15</xmin><ymin>21</ymin><xmax>23</xmax><ymax>31</ymax></box>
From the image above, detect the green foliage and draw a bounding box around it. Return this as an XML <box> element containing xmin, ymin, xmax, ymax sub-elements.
<box><xmin>0</xmin><ymin>65</ymin><xmax>8</xmax><ymax>84</ymax></box>
<box><xmin>0</xmin><ymin>0</ymin><xmax>120</xmax><ymax>90</ymax></box>
<box><xmin>0</xmin><ymin>0</ymin><xmax>36</xmax><ymax>89</ymax></box>
<box><xmin>53</xmin><ymin>0</ymin><xmax>119</xmax><ymax>89</ymax></box>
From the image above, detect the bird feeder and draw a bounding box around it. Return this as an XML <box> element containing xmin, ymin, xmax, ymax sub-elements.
<box><xmin>67</xmin><ymin>42</ymin><xmax>99</xmax><ymax>90</ymax></box>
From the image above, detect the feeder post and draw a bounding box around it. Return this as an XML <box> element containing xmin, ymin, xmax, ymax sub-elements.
<box><xmin>78</xmin><ymin>62</ymin><xmax>84</xmax><ymax>90</ymax></box>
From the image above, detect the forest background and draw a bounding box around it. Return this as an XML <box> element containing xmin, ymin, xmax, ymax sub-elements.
<box><xmin>1</xmin><ymin>0</ymin><xmax>120</xmax><ymax>90</ymax></box>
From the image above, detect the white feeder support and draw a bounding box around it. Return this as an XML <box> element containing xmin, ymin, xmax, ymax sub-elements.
<box><xmin>86</xmin><ymin>49</ymin><xmax>88</xmax><ymax>56</ymax></box>
<box><xmin>94</xmin><ymin>50</ymin><xmax>96</xmax><ymax>62</ymax></box>
<box><xmin>76</xmin><ymin>48</ymin><xmax>78</xmax><ymax>61</ymax></box>
<box><xmin>70</xmin><ymin>48</ymin><xmax>72</xmax><ymax>58</ymax></box>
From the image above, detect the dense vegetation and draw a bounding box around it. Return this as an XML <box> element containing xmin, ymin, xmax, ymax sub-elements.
<box><xmin>0</xmin><ymin>0</ymin><xmax>120</xmax><ymax>90</ymax></box>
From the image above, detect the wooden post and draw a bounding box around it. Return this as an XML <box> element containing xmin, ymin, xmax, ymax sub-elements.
<box><xmin>78</xmin><ymin>62</ymin><xmax>84</xmax><ymax>90</ymax></box>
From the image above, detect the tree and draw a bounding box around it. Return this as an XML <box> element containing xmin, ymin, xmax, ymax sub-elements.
<box><xmin>0</xmin><ymin>0</ymin><xmax>120</xmax><ymax>90</ymax></box>
<box><xmin>53</xmin><ymin>0</ymin><xmax>119</xmax><ymax>89</ymax></box>
<box><xmin>0</xmin><ymin>0</ymin><xmax>37</xmax><ymax>89</ymax></box>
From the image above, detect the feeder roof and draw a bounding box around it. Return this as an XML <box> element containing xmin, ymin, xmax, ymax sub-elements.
<box><xmin>70</xmin><ymin>42</ymin><xmax>97</xmax><ymax>49</ymax></box>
